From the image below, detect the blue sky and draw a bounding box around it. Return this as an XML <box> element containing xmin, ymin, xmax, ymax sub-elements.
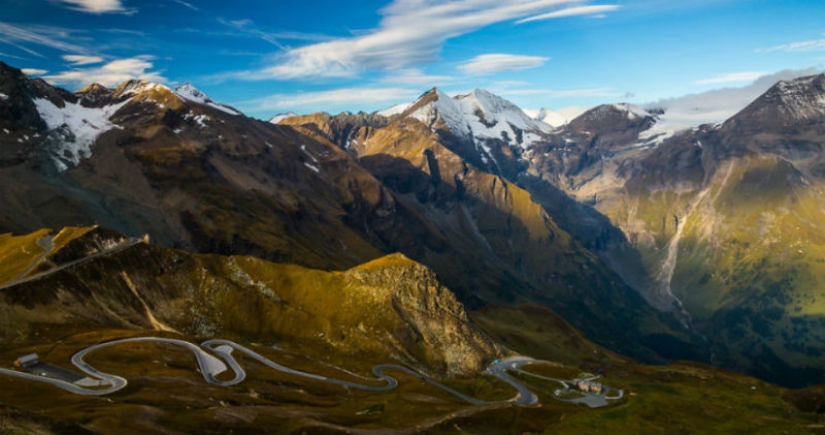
<box><xmin>0</xmin><ymin>0</ymin><xmax>824</xmax><ymax>118</ymax></box>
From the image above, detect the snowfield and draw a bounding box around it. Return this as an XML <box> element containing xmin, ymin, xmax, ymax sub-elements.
<box><xmin>33</xmin><ymin>98</ymin><xmax>129</xmax><ymax>171</ymax></box>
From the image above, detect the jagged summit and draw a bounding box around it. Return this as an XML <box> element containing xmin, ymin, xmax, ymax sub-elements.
<box><xmin>454</xmin><ymin>88</ymin><xmax>553</xmax><ymax>144</ymax></box>
<box><xmin>400</xmin><ymin>87</ymin><xmax>552</xmax><ymax>149</ymax></box>
<box><xmin>405</xmin><ymin>87</ymin><xmax>472</xmax><ymax>138</ymax></box>
<box><xmin>566</xmin><ymin>102</ymin><xmax>658</xmax><ymax>140</ymax></box>
<box><xmin>726</xmin><ymin>73</ymin><xmax>825</xmax><ymax>130</ymax></box>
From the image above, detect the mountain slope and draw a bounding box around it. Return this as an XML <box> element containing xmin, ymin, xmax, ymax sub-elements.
<box><xmin>522</xmin><ymin>73</ymin><xmax>825</xmax><ymax>386</ymax></box>
<box><xmin>0</xmin><ymin>226</ymin><xmax>497</xmax><ymax>375</ymax></box>
<box><xmin>284</xmin><ymin>97</ymin><xmax>696</xmax><ymax>363</ymax></box>
<box><xmin>0</xmin><ymin>61</ymin><xmax>694</xmax><ymax>366</ymax></box>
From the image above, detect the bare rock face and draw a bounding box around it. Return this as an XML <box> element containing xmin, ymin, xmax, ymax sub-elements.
<box><xmin>0</xmin><ymin>228</ymin><xmax>497</xmax><ymax>376</ymax></box>
<box><xmin>346</xmin><ymin>254</ymin><xmax>498</xmax><ymax>375</ymax></box>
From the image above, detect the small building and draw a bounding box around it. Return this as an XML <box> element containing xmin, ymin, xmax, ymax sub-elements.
<box><xmin>574</xmin><ymin>378</ymin><xmax>603</xmax><ymax>394</ymax></box>
<box><xmin>14</xmin><ymin>353</ymin><xmax>39</xmax><ymax>368</ymax></box>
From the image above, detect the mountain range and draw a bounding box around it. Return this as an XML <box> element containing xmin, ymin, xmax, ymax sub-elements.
<box><xmin>2</xmin><ymin>59</ymin><xmax>825</xmax><ymax>432</ymax></box>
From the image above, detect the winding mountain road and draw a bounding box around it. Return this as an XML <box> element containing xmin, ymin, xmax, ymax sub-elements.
<box><xmin>0</xmin><ymin>337</ymin><xmax>570</xmax><ymax>406</ymax></box>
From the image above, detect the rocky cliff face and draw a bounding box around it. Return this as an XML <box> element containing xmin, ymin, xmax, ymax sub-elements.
<box><xmin>0</xmin><ymin>227</ymin><xmax>497</xmax><ymax>375</ymax></box>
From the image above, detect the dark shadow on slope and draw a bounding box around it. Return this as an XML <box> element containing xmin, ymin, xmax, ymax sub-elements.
<box><xmin>517</xmin><ymin>174</ymin><xmax>652</xmax><ymax>294</ymax></box>
<box><xmin>359</xmin><ymin>153</ymin><xmax>700</xmax><ymax>365</ymax></box>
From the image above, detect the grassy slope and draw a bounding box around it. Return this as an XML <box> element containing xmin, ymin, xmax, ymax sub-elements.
<box><xmin>609</xmin><ymin>151</ymin><xmax>825</xmax><ymax>385</ymax></box>
<box><xmin>0</xmin><ymin>227</ymin><xmax>823</xmax><ymax>433</ymax></box>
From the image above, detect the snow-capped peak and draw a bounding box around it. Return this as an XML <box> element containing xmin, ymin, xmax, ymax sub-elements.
<box><xmin>401</xmin><ymin>87</ymin><xmax>555</xmax><ymax>172</ymax></box>
<box><xmin>174</xmin><ymin>83</ymin><xmax>242</xmax><ymax>116</ymax></box>
<box><xmin>404</xmin><ymin>87</ymin><xmax>554</xmax><ymax>149</ymax></box>
<box><xmin>407</xmin><ymin>87</ymin><xmax>473</xmax><ymax>138</ymax></box>
<box><xmin>759</xmin><ymin>74</ymin><xmax>825</xmax><ymax>121</ymax></box>
<box><xmin>455</xmin><ymin>89</ymin><xmax>554</xmax><ymax>145</ymax></box>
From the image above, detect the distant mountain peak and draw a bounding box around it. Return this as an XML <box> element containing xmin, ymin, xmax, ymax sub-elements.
<box><xmin>113</xmin><ymin>79</ymin><xmax>172</xmax><ymax>98</ymax></box>
<box><xmin>760</xmin><ymin>73</ymin><xmax>825</xmax><ymax>120</ymax></box>
<box><xmin>174</xmin><ymin>82</ymin><xmax>242</xmax><ymax>116</ymax></box>
<box><xmin>725</xmin><ymin>73</ymin><xmax>825</xmax><ymax>131</ymax></box>
<box><xmin>75</xmin><ymin>83</ymin><xmax>112</xmax><ymax>105</ymax></box>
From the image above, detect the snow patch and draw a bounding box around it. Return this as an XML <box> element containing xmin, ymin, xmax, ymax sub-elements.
<box><xmin>525</xmin><ymin>106</ymin><xmax>588</xmax><ymax>128</ymax></box>
<box><xmin>409</xmin><ymin>89</ymin><xmax>473</xmax><ymax>139</ymax></box>
<box><xmin>303</xmin><ymin>162</ymin><xmax>320</xmax><ymax>173</ymax></box>
<box><xmin>33</xmin><ymin>97</ymin><xmax>129</xmax><ymax>171</ymax></box>
<box><xmin>300</xmin><ymin>144</ymin><xmax>318</xmax><ymax>162</ymax></box>
<box><xmin>184</xmin><ymin>112</ymin><xmax>210</xmax><ymax>128</ymax></box>
<box><xmin>269</xmin><ymin>112</ymin><xmax>297</xmax><ymax>124</ymax></box>
<box><xmin>455</xmin><ymin>89</ymin><xmax>553</xmax><ymax>149</ymax></box>
<box><xmin>175</xmin><ymin>83</ymin><xmax>241</xmax><ymax>116</ymax></box>
<box><xmin>376</xmin><ymin>103</ymin><xmax>411</xmax><ymax>117</ymax></box>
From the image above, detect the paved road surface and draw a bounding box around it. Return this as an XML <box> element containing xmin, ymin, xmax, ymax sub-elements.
<box><xmin>0</xmin><ymin>337</ymin><xmax>596</xmax><ymax>406</ymax></box>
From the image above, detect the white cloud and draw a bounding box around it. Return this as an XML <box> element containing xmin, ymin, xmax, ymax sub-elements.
<box><xmin>59</xmin><ymin>0</ymin><xmax>135</xmax><ymax>14</ymax></box>
<box><xmin>693</xmin><ymin>71</ymin><xmax>768</xmax><ymax>85</ymax></box>
<box><xmin>171</xmin><ymin>0</ymin><xmax>199</xmax><ymax>11</ymax></box>
<box><xmin>42</xmin><ymin>56</ymin><xmax>165</xmax><ymax>88</ymax></box>
<box><xmin>249</xmin><ymin>0</ymin><xmax>592</xmax><ymax>80</ymax></box>
<box><xmin>761</xmin><ymin>38</ymin><xmax>825</xmax><ymax>53</ymax></box>
<box><xmin>0</xmin><ymin>22</ymin><xmax>86</xmax><ymax>56</ymax></box>
<box><xmin>62</xmin><ymin>54</ymin><xmax>104</xmax><ymax>65</ymax></box>
<box><xmin>21</xmin><ymin>68</ymin><xmax>48</xmax><ymax>76</ymax></box>
<box><xmin>645</xmin><ymin>68</ymin><xmax>822</xmax><ymax>128</ymax></box>
<box><xmin>517</xmin><ymin>4</ymin><xmax>620</xmax><ymax>23</ymax></box>
<box><xmin>458</xmin><ymin>53</ymin><xmax>548</xmax><ymax>75</ymax></box>
<box><xmin>237</xmin><ymin>87</ymin><xmax>421</xmax><ymax>112</ymax></box>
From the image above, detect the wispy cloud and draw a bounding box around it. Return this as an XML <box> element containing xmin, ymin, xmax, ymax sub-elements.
<box><xmin>42</xmin><ymin>56</ymin><xmax>165</xmax><ymax>88</ymax></box>
<box><xmin>760</xmin><ymin>38</ymin><xmax>825</xmax><ymax>53</ymax></box>
<box><xmin>59</xmin><ymin>0</ymin><xmax>136</xmax><ymax>14</ymax></box>
<box><xmin>236</xmin><ymin>87</ymin><xmax>421</xmax><ymax>113</ymax></box>
<box><xmin>0</xmin><ymin>22</ymin><xmax>86</xmax><ymax>56</ymax></box>
<box><xmin>694</xmin><ymin>71</ymin><xmax>768</xmax><ymax>85</ymax></box>
<box><xmin>170</xmin><ymin>0</ymin><xmax>199</xmax><ymax>11</ymax></box>
<box><xmin>63</xmin><ymin>54</ymin><xmax>104</xmax><ymax>65</ymax></box>
<box><xmin>0</xmin><ymin>51</ymin><xmax>27</xmax><ymax>60</ymax></box>
<box><xmin>458</xmin><ymin>53</ymin><xmax>548</xmax><ymax>75</ymax></box>
<box><xmin>218</xmin><ymin>18</ymin><xmax>333</xmax><ymax>50</ymax></box>
<box><xmin>517</xmin><ymin>4</ymin><xmax>621</xmax><ymax>23</ymax></box>
<box><xmin>246</xmin><ymin>0</ymin><xmax>607</xmax><ymax>81</ymax></box>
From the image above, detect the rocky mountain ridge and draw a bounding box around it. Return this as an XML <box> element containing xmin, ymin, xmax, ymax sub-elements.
<box><xmin>0</xmin><ymin>61</ymin><xmax>685</xmax><ymax>369</ymax></box>
<box><xmin>6</xmin><ymin>57</ymin><xmax>825</xmax><ymax>386</ymax></box>
<box><xmin>284</xmin><ymin>72</ymin><xmax>825</xmax><ymax>385</ymax></box>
